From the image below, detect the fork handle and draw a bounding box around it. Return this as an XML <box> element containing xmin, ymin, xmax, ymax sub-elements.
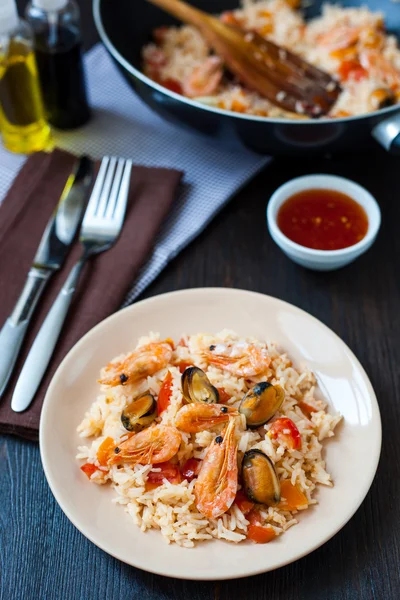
<box><xmin>11</xmin><ymin>257</ymin><xmax>87</xmax><ymax>413</ymax></box>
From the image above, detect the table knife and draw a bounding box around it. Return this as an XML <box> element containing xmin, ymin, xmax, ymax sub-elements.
<box><xmin>0</xmin><ymin>156</ymin><xmax>93</xmax><ymax>399</ymax></box>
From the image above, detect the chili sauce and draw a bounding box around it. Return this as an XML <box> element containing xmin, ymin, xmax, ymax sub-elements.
<box><xmin>277</xmin><ymin>189</ymin><xmax>369</xmax><ymax>251</ymax></box>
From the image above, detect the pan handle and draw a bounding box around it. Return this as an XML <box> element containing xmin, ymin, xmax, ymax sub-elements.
<box><xmin>372</xmin><ymin>113</ymin><xmax>400</xmax><ymax>154</ymax></box>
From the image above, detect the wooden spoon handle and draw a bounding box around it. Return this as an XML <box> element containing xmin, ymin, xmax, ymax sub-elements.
<box><xmin>147</xmin><ymin>0</ymin><xmax>211</xmax><ymax>29</ymax></box>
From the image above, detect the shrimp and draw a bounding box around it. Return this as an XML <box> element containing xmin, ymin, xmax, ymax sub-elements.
<box><xmin>99</xmin><ymin>341</ymin><xmax>173</xmax><ymax>387</ymax></box>
<box><xmin>108</xmin><ymin>425</ymin><xmax>181</xmax><ymax>466</ymax></box>
<box><xmin>182</xmin><ymin>56</ymin><xmax>223</xmax><ymax>98</ymax></box>
<box><xmin>194</xmin><ymin>419</ymin><xmax>238</xmax><ymax>519</ymax></box>
<box><xmin>360</xmin><ymin>50</ymin><xmax>400</xmax><ymax>87</ymax></box>
<box><xmin>203</xmin><ymin>342</ymin><xmax>271</xmax><ymax>378</ymax></box>
<box><xmin>318</xmin><ymin>26</ymin><xmax>361</xmax><ymax>50</ymax></box>
<box><xmin>175</xmin><ymin>403</ymin><xmax>238</xmax><ymax>433</ymax></box>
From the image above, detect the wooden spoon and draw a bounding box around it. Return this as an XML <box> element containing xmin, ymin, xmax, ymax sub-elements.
<box><xmin>146</xmin><ymin>0</ymin><xmax>341</xmax><ymax>117</ymax></box>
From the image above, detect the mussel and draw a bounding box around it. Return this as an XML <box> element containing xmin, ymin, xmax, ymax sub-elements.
<box><xmin>181</xmin><ymin>366</ymin><xmax>219</xmax><ymax>404</ymax></box>
<box><xmin>121</xmin><ymin>392</ymin><xmax>157</xmax><ymax>432</ymax></box>
<box><xmin>239</xmin><ymin>382</ymin><xmax>284</xmax><ymax>428</ymax></box>
<box><xmin>241</xmin><ymin>449</ymin><xmax>280</xmax><ymax>506</ymax></box>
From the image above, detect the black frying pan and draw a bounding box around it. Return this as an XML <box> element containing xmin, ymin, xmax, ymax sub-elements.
<box><xmin>93</xmin><ymin>0</ymin><xmax>400</xmax><ymax>155</ymax></box>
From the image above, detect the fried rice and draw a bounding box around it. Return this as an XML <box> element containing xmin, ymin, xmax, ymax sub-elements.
<box><xmin>76</xmin><ymin>330</ymin><xmax>342</xmax><ymax>548</ymax></box>
<box><xmin>142</xmin><ymin>0</ymin><xmax>400</xmax><ymax>119</ymax></box>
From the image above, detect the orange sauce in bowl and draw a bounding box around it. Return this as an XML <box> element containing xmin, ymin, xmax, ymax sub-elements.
<box><xmin>277</xmin><ymin>189</ymin><xmax>369</xmax><ymax>251</ymax></box>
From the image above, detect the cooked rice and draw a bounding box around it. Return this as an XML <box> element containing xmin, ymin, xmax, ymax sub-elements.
<box><xmin>77</xmin><ymin>330</ymin><xmax>342</xmax><ymax>547</ymax></box>
<box><xmin>142</xmin><ymin>0</ymin><xmax>400</xmax><ymax>119</ymax></box>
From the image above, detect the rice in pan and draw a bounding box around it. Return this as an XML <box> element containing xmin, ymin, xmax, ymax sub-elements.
<box><xmin>77</xmin><ymin>330</ymin><xmax>342</xmax><ymax>547</ymax></box>
<box><xmin>142</xmin><ymin>0</ymin><xmax>400</xmax><ymax>119</ymax></box>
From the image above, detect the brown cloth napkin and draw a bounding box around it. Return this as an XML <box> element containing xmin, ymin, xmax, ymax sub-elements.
<box><xmin>0</xmin><ymin>149</ymin><xmax>183</xmax><ymax>441</ymax></box>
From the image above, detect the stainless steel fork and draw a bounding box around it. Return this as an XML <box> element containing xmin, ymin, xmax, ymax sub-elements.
<box><xmin>11</xmin><ymin>156</ymin><xmax>133</xmax><ymax>413</ymax></box>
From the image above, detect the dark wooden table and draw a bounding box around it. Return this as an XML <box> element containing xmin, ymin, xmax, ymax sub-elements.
<box><xmin>2</xmin><ymin>3</ymin><xmax>399</xmax><ymax>599</ymax></box>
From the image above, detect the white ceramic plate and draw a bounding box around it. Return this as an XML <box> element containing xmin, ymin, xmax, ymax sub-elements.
<box><xmin>40</xmin><ymin>288</ymin><xmax>381</xmax><ymax>580</ymax></box>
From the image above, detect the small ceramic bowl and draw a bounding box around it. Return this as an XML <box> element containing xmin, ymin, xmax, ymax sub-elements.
<box><xmin>266</xmin><ymin>174</ymin><xmax>381</xmax><ymax>271</ymax></box>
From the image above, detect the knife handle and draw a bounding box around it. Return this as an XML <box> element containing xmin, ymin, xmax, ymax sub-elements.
<box><xmin>0</xmin><ymin>268</ymin><xmax>52</xmax><ymax>397</ymax></box>
<box><xmin>11</xmin><ymin>258</ymin><xmax>86</xmax><ymax>413</ymax></box>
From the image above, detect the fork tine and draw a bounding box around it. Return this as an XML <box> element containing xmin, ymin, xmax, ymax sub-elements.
<box><xmin>96</xmin><ymin>156</ymin><xmax>117</xmax><ymax>218</ymax></box>
<box><xmin>113</xmin><ymin>160</ymin><xmax>132</xmax><ymax>227</ymax></box>
<box><xmin>105</xmin><ymin>158</ymin><xmax>126</xmax><ymax>220</ymax></box>
<box><xmin>82</xmin><ymin>156</ymin><xmax>110</xmax><ymax>223</ymax></box>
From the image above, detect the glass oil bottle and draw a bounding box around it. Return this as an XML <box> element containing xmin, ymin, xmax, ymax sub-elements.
<box><xmin>0</xmin><ymin>0</ymin><xmax>51</xmax><ymax>153</ymax></box>
<box><xmin>26</xmin><ymin>0</ymin><xmax>91</xmax><ymax>130</ymax></box>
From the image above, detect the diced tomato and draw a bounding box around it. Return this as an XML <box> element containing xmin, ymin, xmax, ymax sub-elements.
<box><xmin>162</xmin><ymin>78</ymin><xmax>183</xmax><ymax>94</ymax></box>
<box><xmin>334</xmin><ymin>110</ymin><xmax>351</xmax><ymax>118</ymax></box>
<box><xmin>97</xmin><ymin>437</ymin><xmax>115</xmax><ymax>466</ymax></box>
<box><xmin>246</xmin><ymin>509</ymin><xmax>276</xmax><ymax>543</ymax></box>
<box><xmin>246</xmin><ymin>508</ymin><xmax>260</xmax><ymax>525</ymax></box>
<box><xmin>268</xmin><ymin>417</ymin><xmax>301</xmax><ymax>450</ymax></box>
<box><xmin>145</xmin><ymin>481</ymin><xmax>161</xmax><ymax>492</ymax></box>
<box><xmin>338</xmin><ymin>59</ymin><xmax>356</xmax><ymax>81</ymax></box>
<box><xmin>181</xmin><ymin>458</ymin><xmax>202</xmax><ymax>482</ymax></box>
<box><xmin>234</xmin><ymin>490</ymin><xmax>255</xmax><ymax>515</ymax></box>
<box><xmin>231</xmin><ymin>99</ymin><xmax>247</xmax><ymax>113</ymax></box>
<box><xmin>216</xmin><ymin>388</ymin><xmax>231</xmax><ymax>404</ymax></box>
<box><xmin>298</xmin><ymin>401</ymin><xmax>318</xmax><ymax>419</ymax></box>
<box><xmin>153</xmin><ymin>25</ymin><xmax>168</xmax><ymax>44</ymax></box>
<box><xmin>278</xmin><ymin>480</ymin><xmax>308</xmax><ymax>511</ymax></box>
<box><xmin>177</xmin><ymin>337</ymin><xmax>188</xmax><ymax>347</ymax></box>
<box><xmin>338</xmin><ymin>59</ymin><xmax>367</xmax><ymax>82</ymax></box>
<box><xmin>157</xmin><ymin>371</ymin><xmax>173</xmax><ymax>415</ymax></box>
<box><xmin>145</xmin><ymin>461</ymin><xmax>181</xmax><ymax>491</ymax></box>
<box><xmin>177</xmin><ymin>361</ymin><xmax>194</xmax><ymax>374</ymax></box>
<box><xmin>247</xmin><ymin>524</ymin><xmax>276</xmax><ymax>543</ymax></box>
<box><xmin>80</xmin><ymin>463</ymin><xmax>98</xmax><ymax>479</ymax></box>
<box><xmin>147</xmin><ymin>73</ymin><xmax>182</xmax><ymax>95</ymax></box>
<box><xmin>259</xmin><ymin>9</ymin><xmax>272</xmax><ymax>19</ymax></box>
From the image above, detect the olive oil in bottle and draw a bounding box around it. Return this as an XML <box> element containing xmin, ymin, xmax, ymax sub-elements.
<box><xmin>26</xmin><ymin>0</ymin><xmax>91</xmax><ymax>130</ymax></box>
<box><xmin>0</xmin><ymin>0</ymin><xmax>51</xmax><ymax>153</ymax></box>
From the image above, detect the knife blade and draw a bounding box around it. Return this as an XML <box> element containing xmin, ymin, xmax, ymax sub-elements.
<box><xmin>0</xmin><ymin>156</ymin><xmax>93</xmax><ymax>399</ymax></box>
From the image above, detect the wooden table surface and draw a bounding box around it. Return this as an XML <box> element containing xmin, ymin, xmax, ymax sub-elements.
<box><xmin>2</xmin><ymin>2</ymin><xmax>399</xmax><ymax>599</ymax></box>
